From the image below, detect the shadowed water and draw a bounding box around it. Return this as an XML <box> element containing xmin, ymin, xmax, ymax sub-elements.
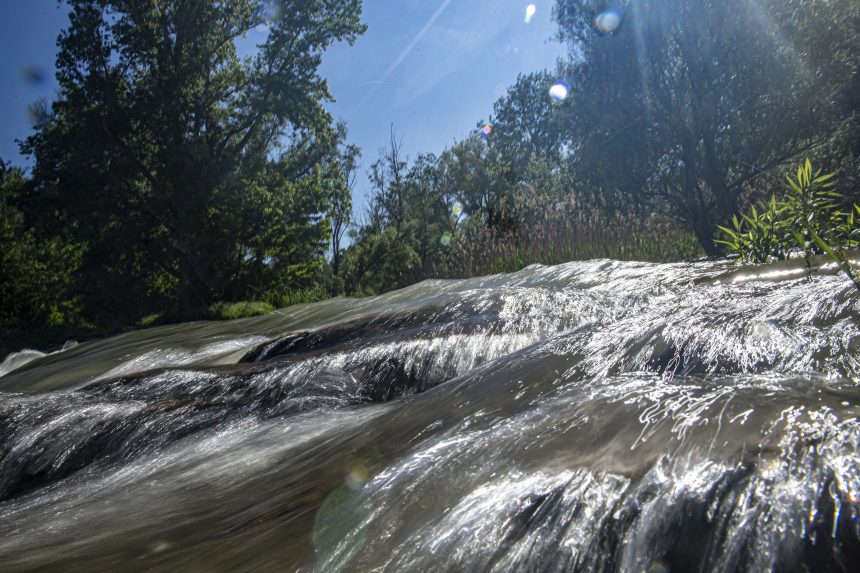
<box><xmin>0</xmin><ymin>257</ymin><xmax>858</xmax><ymax>571</ymax></box>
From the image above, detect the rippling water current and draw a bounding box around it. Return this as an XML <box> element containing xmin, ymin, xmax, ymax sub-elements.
<box><xmin>1</xmin><ymin>258</ymin><xmax>859</xmax><ymax>572</ymax></box>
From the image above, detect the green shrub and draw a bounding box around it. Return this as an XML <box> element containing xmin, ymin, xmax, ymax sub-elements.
<box><xmin>716</xmin><ymin>196</ymin><xmax>785</xmax><ymax>264</ymax></box>
<box><xmin>267</xmin><ymin>287</ymin><xmax>331</xmax><ymax>309</ymax></box>
<box><xmin>782</xmin><ymin>159</ymin><xmax>845</xmax><ymax>263</ymax></box>
<box><xmin>716</xmin><ymin>159</ymin><xmax>860</xmax><ymax>290</ymax></box>
<box><xmin>208</xmin><ymin>301</ymin><xmax>276</xmax><ymax>321</ymax></box>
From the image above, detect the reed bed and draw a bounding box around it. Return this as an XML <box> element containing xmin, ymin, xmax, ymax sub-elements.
<box><xmin>439</xmin><ymin>199</ymin><xmax>703</xmax><ymax>278</ymax></box>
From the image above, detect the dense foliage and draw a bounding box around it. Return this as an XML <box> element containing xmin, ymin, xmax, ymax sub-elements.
<box><xmin>553</xmin><ymin>0</ymin><xmax>860</xmax><ymax>253</ymax></box>
<box><xmin>717</xmin><ymin>160</ymin><xmax>860</xmax><ymax>290</ymax></box>
<box><xmin>0</xmin><ymin>160</ymin><xmax>82</xmax><ymax>329</ymax></box>
<box><xmin>19</xmin><ymin>0</ymin><xmax>364</xmax><ymax>329</ymax></box>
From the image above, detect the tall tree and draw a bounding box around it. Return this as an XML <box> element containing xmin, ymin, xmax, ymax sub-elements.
<box><xmin>328</xmin><ymin>133</ymin><xmax>359</xmax><ymax>284</ymax></box>
<box><xmin>368</xmin><ymin>125</ymin><xmax>409</xmax><ymax>231</ymax></box>
<box><xmin>488</xmin><ymin>70</ymin><xmax>567</xmax><ymax>174</ymax></box>
<box><xmin>23</xmin><ymin>0</ymin><xmax>365</xmax><ymax>323</ymax></box>
<box><xmin>554</xmin><ymin>0</ymin><xmax>850</xmax><ymax>253</ymax></box>
<box><xmin>0</xmin><ymin>159</ymin><xmax>82</xmax><ymax>330</ymax></box>
<box><xmin>440</xmin><ymin>134</ymin><xmax>515</xmax><ymax>231</ymax></box>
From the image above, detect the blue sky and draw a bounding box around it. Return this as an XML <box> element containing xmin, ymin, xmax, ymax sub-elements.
<box><xmin>0</xmin><ymin>1</ymin><xmax>566</xmax><ymax>209</ymax></box>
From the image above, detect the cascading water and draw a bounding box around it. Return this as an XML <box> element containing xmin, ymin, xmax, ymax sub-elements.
<box><xmin>0</xmin><ymin>257</ymin><xmax>858</xmax><ymax>572</ymax></box>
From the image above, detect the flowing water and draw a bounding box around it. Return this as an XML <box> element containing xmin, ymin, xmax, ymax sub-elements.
<box><xmin>1</xmin><ymin>257</ymin><xmax>859</xmax><ymax>572</ymax></box>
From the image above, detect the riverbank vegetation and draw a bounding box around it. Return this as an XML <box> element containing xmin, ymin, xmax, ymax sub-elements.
<box><xmin>1</xmin><ymin>0</ymin><xmax>858</xmax><ymax>354</ymax></box>
<box><xmin>717</xmin><ymin>160</ymin><xmax>860</xmax><ymax>290</ymax></box>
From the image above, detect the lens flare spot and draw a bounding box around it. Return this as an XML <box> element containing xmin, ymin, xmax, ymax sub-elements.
<box><xmin>440</xmin><ymin>232</ymin><xmax>453</xmax><ymax>247</ymax></box>
<box><xmin>481</xmin><ymin>124</ymin><xmax>493</xmax><ymax>137</ymax></box>
<box><xmin>594</xmin><ymin>9</ymin><xmax>622</xmax><ymax>34</ymax></box>
<box><xmin>549</xmin><ymin>82</ymin><xmax>569</xmax><ymax>101</ymax></box>
<box><xmin>524</xmin><ymin>4</ymin><xmax>537</xmax><ymax>24</ymax></box>
<box><xmin>313</xmin><ymin>484</ymin><xmax>368</xmax><ymax>569</ymax></box>
<box><xmin>261</xmin><ymin>0</ymin><xmax>283</xmax><ymax>23</ymax></box>
<box><xmin>451</xmin><ymin>202</ymin><xmax>464</xmax><ymax>218</ymax></box>
<box><xmin>345</xmin><ymin>465</ymin><xmax>369</xmax><ymax>491</ymax></box>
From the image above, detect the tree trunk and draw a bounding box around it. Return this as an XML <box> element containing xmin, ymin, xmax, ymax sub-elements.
<box><xmin>692</xmin><ymin>220</ymin><xmax>722</xmax><ymax>257</ymax></box>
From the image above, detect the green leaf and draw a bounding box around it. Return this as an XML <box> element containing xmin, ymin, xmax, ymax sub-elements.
<box><xmin>809</xmin><ymin>228</ymin><xmax>860</xmax><ymax>292</ymax></box>
<box><xmin>716</xmin><ymin>225</ymin><xmax>739</xmax><ymax>240</ymax></box>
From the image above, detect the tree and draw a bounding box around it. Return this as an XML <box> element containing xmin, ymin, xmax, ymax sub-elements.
<box><xmin>341</xmin><ymin>132</ymin><xmax>456</xmax><ymax>295</ymax></box>
<box><xmin>23</xmin><ymin>0</ymin><xmax>365</xmax><ymax>324</ymax></box>
<box><xmin>553</xmin><ymin>0</ymin><xmax>851</xmax><ymax>253</ymax></box>
<box><xmin>0</xmin><ymin>159</ymin><xmax>82</xmax><ymax>330</ymax></box>
<box><xmin>329</xmin><ymin>137</ymin><xmax>359</xmax><ymax>284</ymax></box>
<box><xmin>487</xmin><ymin>70</ymin><xmax>567</xmax><ymax>174</ymax></box>
<box><xmin>368</xmin><ymin>125</ymin><xmax>409</xmax><ymax>231</ymax></box>
<box><xmin>778</xmin><ymin>0</ymin><xmax>860</xmax><ymax>199</ymax></box>
<box><xmin>440</xmin><ymin>134</ymin><xmax>515</xmax><ymax>231</ymax></box>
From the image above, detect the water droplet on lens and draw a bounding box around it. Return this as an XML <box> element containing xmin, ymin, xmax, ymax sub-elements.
<box><xmin>440</xmin><ymin>232</ymin><xmax>453</xmax><ymax>247</ymax></box>
<box><xmin>451</xmin><ymin>202</ymin><xmax>463</xmax><ymax>218</ymax></box>
<box><xmin>21</xmin><ymin>65</ymin><xmax>46</xmax><ymax>86</ymax></box>
<box><xmin>481</xmin><ymin>124</ymin><xmax>493</xmax><ymax>137</ymax></box>
<box><xmin>261</xmin><ymin>0</ymin><xmax>282</xmax><ymax>23</ymax></box>
<box><xmin>549</xmin><ymin>82</ymin><xmax>569</xmax><ymax>101</ymax></box>
<box><xmin>524</xmin><ymin>4</ymin><xmax>537</xmax><ymax>24</ymax></box>
<box><xmin>594</xmin><ymin>9</ymin><xmax>622</xmax><ymax>34</ymax></box>
<box><xmin>345</xmin><ymin>465</ymin><xmax>368</xmax><ymax>491</ymax></box>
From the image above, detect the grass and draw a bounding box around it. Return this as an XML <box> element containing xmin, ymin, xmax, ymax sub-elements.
<box><xmin>139</xmin><ymin>300</ymin><xmax>277</xmax><ymax>327</ymax></box>
<box><xmin>208</xmin><ymin>301</ymin><xmax>276</xmax><ymax>321</ymax></box>
<box><xmin>1</xmin><ymin>300</ymin><xmax>281</xmax><ymax>359</ymax></box>
<box><xmin>441</xmin><ymin>207</ymin><xmax>703</xmax><ymax>278</ymax></box>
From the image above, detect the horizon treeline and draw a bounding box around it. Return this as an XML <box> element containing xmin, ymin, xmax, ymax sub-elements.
<box><xmin>1</xmin><ymin>0</ymin><xmax>858</xmax><ymax>347</ymax></box>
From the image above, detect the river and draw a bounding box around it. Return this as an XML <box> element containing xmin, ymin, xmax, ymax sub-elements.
<box><xmin>1</xmin><ymin>257</ymin><xmax>858</xmax><ymax>571</ymax></box>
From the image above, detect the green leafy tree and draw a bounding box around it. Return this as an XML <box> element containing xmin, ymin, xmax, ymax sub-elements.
<box><xmin>342</xmin><ymin>135</ymin><xmax>455</xmax><ymax>294</ymax></box>
<box><xmin>328</xmin><ymin>137</ymin><xmax>359</xmax><ymax>287</ymax></box>
<box><xmin>553</xmin><ymin>0</ymin><xmax>852</xmax><ymax>254</ymax></box>
<box><xmin>23</xmin><ymin>0</ymin><xmax>365</xmax><ymax>324</ymax></box>
<box><xmin>0</xmin><ymin>160</ymin><xmax>82</xmax><ymax>330</ymax></box>
<box><xmin>781</xmin><ymin>0</ymin><xmax>860</xmax><ymax>199</ymax></box>
<box><xmin>486</xmin><ymin>70</ymin><xmax>567</xmax><ymax>174</ymax></box>
<box><xmin>440</xmin><ymin>134</ymin><xmax>515</xmax><ymax>231</ymax></box>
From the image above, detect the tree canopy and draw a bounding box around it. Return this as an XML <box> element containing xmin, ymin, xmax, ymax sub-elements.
<box><xmin>553</xmin><ymin>0</ymin><xmax>859</xmax><ymax>252</ymax></box>
<box><xmin>22</xmin><ymin>0</ymin><xmax>365</xmax><ymax>324</ymax></box>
